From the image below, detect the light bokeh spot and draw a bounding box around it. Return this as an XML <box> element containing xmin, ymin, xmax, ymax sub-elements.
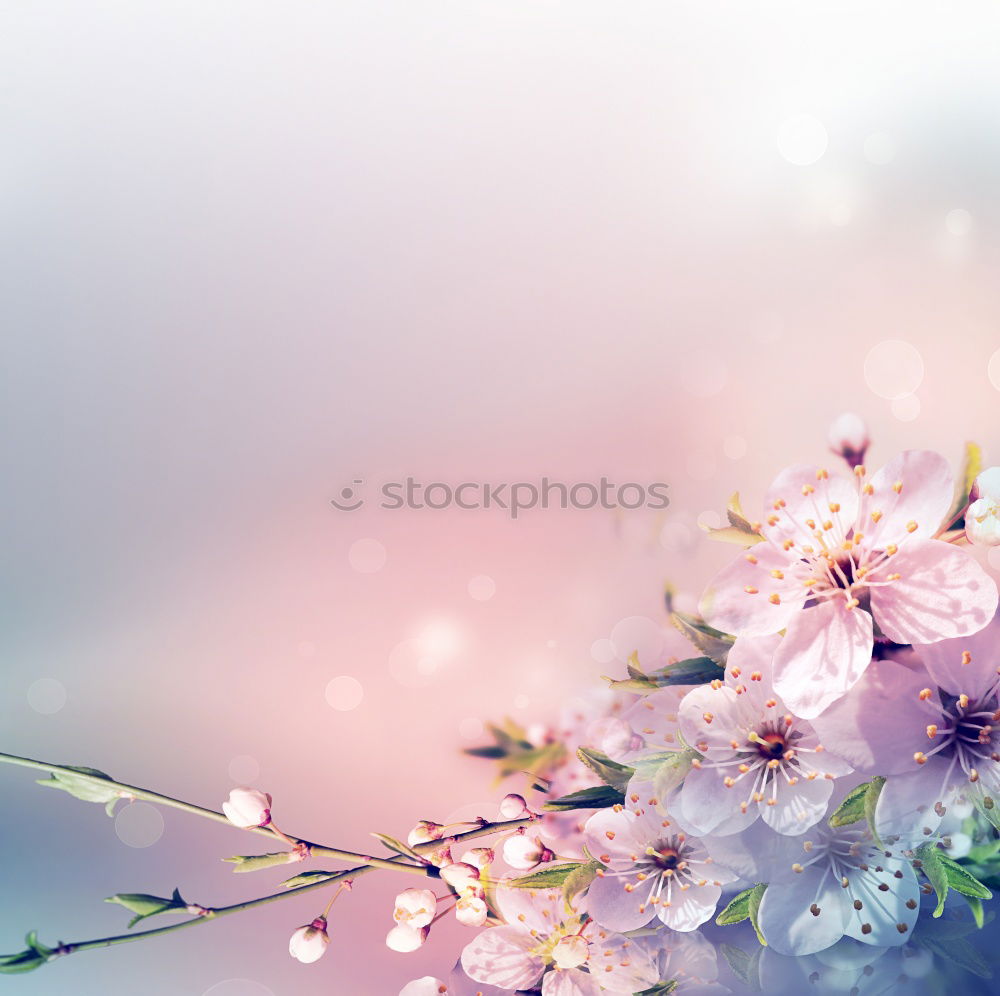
<box><xmin>610</xmin><ymin>615</ymin><xmax>666</xmax><ymax>667</ymax></box>
<box><xmin>459</xmin><ymin>717</ymin><xmax>484</xmax><ymax>740</ymax></box>
<box><xmin>590</xmin><ymin>638</ymin><xmax>615</xmax><ymax>664</ymax></box>
<box><xmin>348</xmin><ymin>538</ymin><xmax>387</xmax><ymax>573</ymax></box>
<box><xmin>697</xmin><ymin>509</ymin><xmax>722</xmax><ymax>530</ymax></box>
<box><xmin>660</xmin><ymin>520</ymin><xmax>696</xmax><ymax>553</ymax></box>
<box><xmin>863</xmin><ymin>132</ymin><xmax>896</xmax><ymax>165</ymax></box>
<box><xmin>890</xmin><ymin>394</ymin><xmax>921</xmax><ymax>422</ymax></box>
<box><xmin>989</xmin><ymin>348</ymin><xmax>1000</xmax><ymax>392</ymax></box>
<box><xmin>115</xmin><ymin>802</ymin><xmax>164</xmax><ymax>848</ymax></box>
<box><xmin>228</xmin><ymin>755</ymin><xmax>260</xmax><ymax>784</ymax></box>
<box><xmin>468</xmin><ymin>574</ymin><xmax>497</xmax><ymax>601</ymax></box>
<box><xmin>777</xmin><ymin>113</ymin><xmax>828</xmax><ymax>165</ymax></box>
<box><xmin>325</xmin><ymin>675</ymin><xmax>364</xmax><ymax>711</ymax></box>
<box><xmin>863</xmin><ymin>340</ymin><xmax>924</xmax><ymax>400</ymax></box>
<box><xmin>27</xmin><ymin>678</ymin><xmax>67</xmax><ymax>715</ymax></box>
<box><xmin>945</xmin><ymin>208</ymin><xmax>973</xmax><ymax>235</ymax></box>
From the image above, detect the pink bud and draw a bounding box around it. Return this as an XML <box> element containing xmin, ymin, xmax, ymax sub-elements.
<box><xmin>499</xmin><ymin>793</ymin><xmax>529</xmax><ymax>820</ymax></box>
<box><xmin>552</xmin><ymin>934</ymin><xmax>589</xmax><ymax>969</ymax></box>
<box><xmin>460</xmin><ymin>847</ymin><xmax>495</xmax><ymax>872</ymax></box>
<box><xmin>222</xmin><ymin>788</ymin><xmax>272</xmax><ymax>829</ymax></box>
<box><xmin>455</xmin><ymin>895</ymin><xmax>488</xmax><ymax>927</ymax></box>
<box><xmin>392</xmin><ymin>888</ymin><xmax>437</xmax><ymax>928</ymax></box>
<box><xmin>502</xmin><ymin>834</ymin><xmax>552</xmax><ymax>870</ymax></box>
<box><xmin>439</xmin><ymin>861</ymin><xmax>481</xmax><ymax>895</ymax></box>
<box><xmin>406</xmin><ymin>820</ymin><xmax>445</xmax><ymax>846</ymax></box>
<box><xmin>288</xmin><ymin>917</ymin><xmax>329</xmax><ymax>964</ymax></box>
<box><xmin>827</xmin><ymin>412</ymin><xmax>869</xmax><ymax>468</ymax></box>
<box><xmin>386</xmin><ymin>924</ymin><xmax>429</xmax><ymax>953</ymax></box>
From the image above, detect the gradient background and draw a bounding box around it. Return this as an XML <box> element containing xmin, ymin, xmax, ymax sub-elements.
<box><xmin>3</xmin><ymin>2</ymin><xmax>1000</xmax><ymax>993</ymax></box>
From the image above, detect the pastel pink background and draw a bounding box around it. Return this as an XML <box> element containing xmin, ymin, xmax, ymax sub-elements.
<box><xmin>3</xmin><ymin>2</ymin><xmax>1000</xmax><ymax>993</ymax></box>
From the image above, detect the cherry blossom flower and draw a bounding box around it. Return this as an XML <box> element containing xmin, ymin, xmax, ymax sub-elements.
<box><xmin>675</xmin><ymin>636</ymin><xmax>853</xmax><ymax>836</ymax></box>
<box><xmin>398</xmin><ymin>978</ymin><xmax>448</xmax><ymax>996</ymax></box>
<box><xmin>222</xmin><ymin>788</ymin><xmax>272</xmax><ymax>829</ymax></box>
<box><xmin>407</xmin><ymin>821</ymin><xmax>445</xmax><ymax>846</ymax></box>
<box><xmin>700</xmin><ymin>450</ymin><xmax>998</xmax><ymax>717</ymax></box>
<box><xmin>387</xmin><ymin>924</ymin><xmax>430</xmax><ymax>953</ymax></box>
<box><xmin>503</xmin><ymin>833</ymin><xmax>554</xmax><ymax>870</ymax></box>
<box><xmin>500</xmin><ymin>793</ymin><xmax>531</xmax><ymax>819</ymax></box>
<box><xmin>288</xmin><ymin>917</ymin><xmax>330</xmax><ymax>963</ymax></box>
<box><xmin>966</xmin><ymin>467</ymin><xmax>1000</xmax><ymax>547</ymax></box>
<box><xmin>460</xmin><ymin>884</ymin><xmax>656</xmax><ymax>994</ymax></box>
<box><xmin>582</xmin><ymin>805</ymin><xmax>738</xmax><ymax>933</ymax></box>
<box><xmin>621</xmin><ymin>685</ymin><xmax>690</xmax><ymax>758</ymax></box>
<box><xmin>631</xmin><ymin>929</ymin><xmax>730</xmax><ymax>995</ymax></box>
<box><xmin>827</xmin><ymin>413</ymin><xmax>869</xmax><ymax>469</ymax></box>
<box><xmin>393</xmin><ymin>889</ymin><xmax>437</xmax><ymax>929</ymax></box>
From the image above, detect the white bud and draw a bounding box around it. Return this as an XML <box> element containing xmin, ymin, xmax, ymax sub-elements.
<box><xmin>455</xmin><ymin>895</ymin><xmax>488</xmax><ymax>927</ymax></box>
<box><xmin>222</xmin><ymin>788</ymin><xmax>272</xmax><ymax>829</ymax></box>
<box><xmin>407</xmin><ymin>820</ymin><xmax>444</xmax><ymax>846</ymax></box>
<box><xmin>459</xmin><ymin>847</ymin><xmax>494</xmax><ymax>872</ymax></box>
<box><xmin>386</xmin><ymin>924</ymin><xmax>429</xmax><ymax>953</ymax></box>
<box><xmin>392</xmin><ymin>888</ymin><xmax>437</xmax><ymax>928</ymax></box>
<box><xmin>399</xmin><ymin>978</ymin><xmax>449</xmax><ymax>996</ymax></box>
<box><xmin>967</xmin><ymin>468</ymin><xmax>1000</xmax><ymax>547</ymax></box>
<box><xmin>288</xmin><ymin>917</ymin><xmax>330</xmax><ymax>964</ymax></box>
<box><xmin>499</xmin><ymin>793</ymin><xmax>529</xmax><ymax>820</ymax></box>
<box><xmin>502</xmin><ymin>834</ymin><xmax>551</xmax><ymax>870</ymax></box>
<box><xmin>827</xmin><ymin>412</ymin><xmax>869</xmax><ymax>467</ymax></box>
<box><xmin>552</xmin><ymin>934</ymin><xmax>589</xmax><ymax>970</ymax></box>
<box><xmin>439</xmin><ymin>861</ymin><xmax>481</xmax><ymax>895</ymax></box>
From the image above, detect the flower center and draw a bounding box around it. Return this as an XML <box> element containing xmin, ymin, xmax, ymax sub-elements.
<box><xmin>756</xmin><ymin>732</ymin><xmax>787</xmax><ymax>759</ymax></box>
<box><xmin>651</xmin><ymin>845</ymin><xmax>680</xmax><ymax>871</ymax></box>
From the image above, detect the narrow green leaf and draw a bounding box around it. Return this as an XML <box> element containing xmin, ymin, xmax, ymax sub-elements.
<box><xmin>105</xmin><ymin>889</ymin><xmax>188</xmax><ymax>929</ymax></box>
<box><xmin>920</xmin><ymin>935</ymin><xmax>992</xmax><ymax>979</ymax></box>
<box><xmin>747</xmin><ymin>884</ymin><xmax>767</xmax><ymax>946</ymax></box>
<box><xmin>636</xmin><ymin>983</ymin><xmax>679</xmax><ymax>996</ymax></box>
<box><xmin>670</xmin><ymin>612</ymin><xmax>735</xmax><ymax>664</ymax></box>
<box><xmin>371</xmin><ymin>832</ymin><xmax>423</xmax><ymax>862</ymax></box>
<box><xmin>280</xmin><ymin>870</ymin><xmax>340</xmax><ymax>889</ymax></box>
<box><xmin>917</xmin><ymin>843</ymin><xmax>949</xmax><ymax>917</ymax></box>
<box><xmin>561</xmin><ymin>860</ymin><xmax>599</xmax><ymax>912</ymax></box>
<box><xmin>576</xmin><ymin>748</ymin><xmax>634</xmax><ymax>793</ymax></box>
<box><xmin>828</xmin><ymin>782</ymin><xmax>869</xmax><ymax>828</ymax></box>
<box><xmin>36</xmin><ymin>766</ymin><xmax>120</xmax><ymax>806</ymax></box>
<box><xmin>718</xmin><ymin>943</ymin><xmax>762</xmax><ymax>990</ymax></box>
<box><xmin>949</xmin><ymin>442</ymin><xmax>983</xmax><ymax>524</ymax></box>
<box><xmin>863</xmin><ymin>776</ymin><xmax>885</xmax><ymax>846</ymax></box>
<box><xmin>224</xmin><ymin>852</ymin><xmax>298</xmax><ymax>873</ymax></box>
<box><xmin>507</xmin><ymin>863</ymin><xmax>581</xmax><ymax>889</ymax></box>
<box><xmin>716</xmin><ymin>887</ymin><xmax>755</xmax><ymax>925</ymax></box>
<box><xmin>939</xmin><ymin>852</ymin><xmax>992</xmax><ymax>899</ymax></box>
<box><xmin>605</xmin><ymin>657</ymin><xmax>724</xmax><ymax>692</ymax></box>
<box><xmin>543</xmin><ymin>786</ymin><xmax>625</xmax><ymax>812</ymax></box>
<box><xmin>964</xmin><ymin>894</ymin><xmax>985</xmax><ymax>929</ymax></box>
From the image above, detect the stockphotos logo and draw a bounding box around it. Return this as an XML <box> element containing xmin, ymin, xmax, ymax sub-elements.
<box><xmin>330</xmin><ymin>478</ymin><xmax>669</xmax><ymax>520</ymax></box>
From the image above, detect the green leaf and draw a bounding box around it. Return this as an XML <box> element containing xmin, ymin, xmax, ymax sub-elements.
<box><xmin>604</xmin><ymin>656</ymin><xmax>725</xmax><ymax>692</ymax></box>
<box><xmin>24</xmin><ymin>932</ymin><xmax>52</xmax><ymax>959</ymax></box>
<box><xmin>105</xmin><ymin>889</ymin><xmax>188</xmax><ymax>929</ymax></box>
<box><xmin>0</xmin><ymin>932</ymin><xmax>55</xmax><ymax>974</ymax></box>
<box><xmin>864</xmin><ymin>776</ymin><xmax>885</xmax><ymax>847</ymax></box>
<box><xmin>917</xmin><ymin>843</ymin><xmax>949</xmax><ymax>917</ymax></box>
<box><xmin>939</xmin><ymin>852</ymin><xmax>992</xmax><ymax>899</ymax></box>
<box><xmin>828</xmin><ymin>781</ymin><xmax>870</xmax><ymax>828</ymax></box>
<box><xmin>716</xmin><ymin>887</ymin><xmax>756</xmax><ymax>925</ymax></box>
<box><xmin>747</xmin><ymin>883</ymin><xmax>767</xmax><ymax>946</ymax></box>
<box><xmin>371</xmin><ymin>832</ymin><xmax>423</xmax><ymax>862</ymax></box>
<box><xmin>507</xmin><ymin>863</ymin><xmax>582</xmax><ymax>889</ymax></box>
<box><xmin>719</xmin><ymin>943</ymin><xmax>762</xmax><ymax>990</ymax></box>
<box><xmin>496</xmin><ymin>741</ymin><xmax>566</xmax><ymax>781</ymax></box>
<box><xmin>636</xmin><ymin>983</ymin><xmax>679</xmax><ymax>996</ymax></box>
<box><xmin>36</xmin><ymin>766</ymin><xmax>120</xmax><ymax>806</ymax></box>
<box><xmin>964</xmin><ymin>894</ymin><xmax>985</xmax><ymax>929</ymax></box>
<box><xmin>670</xmin><ymin>612</ymin><xmax>735</xmax><ymax>664</ymax></box>
<box><xmin>561</xmin><ymin>860</ymin><xmax>599</xmax><ymax>912</ymax></box>
<box><xmin>949</xmin><ymin>441</ymin><xmax>983</xmax><ymax>524</ymax></box>
<box><xmin>920</xmin><ymin>935</ymin><xmax>992</xmax><ymax>979</ymax></box>
<box><xmin>224</xmin><ymin>852</ymin><xmax>298</xmax><ymax>873</ymax></box>
<box><xmin>576</xmin><ymin>748</ymin><xmax>635</xmax><ymax>793</ymax></box>
<box><xmin>280</xmin><ymin>870</ymin><xmax>341</xmax><ymax>889</ymax></box>
<box><xmin>543</xmin><ymin>786</ymin><xmax>625</xmax><ymax>812</ymax></box>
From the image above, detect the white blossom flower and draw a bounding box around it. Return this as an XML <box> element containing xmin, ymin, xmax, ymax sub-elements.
<box><xmin>502</xmin><ymin>833</ymin><xmax>553</xmax><ymax>871</ymax></box>
<box><xmin>455</xmin><ymin>894</ymin><xmax>488</xmax><ymax>927</ymax></box>
<box><xmin>499</xmin><ymin>793</ymin><xmax>530</xmax><ymax>819</ymax></box>
<box><xmin>387</xmin><ymin>924</ymin><xmax>430</xmax><ymax>953</ymax></box>
<box><xmin>459</xmin><ymin>847</ymin><xmax>494</xmax><ymax>872</ymax></box>
<box><xmin>393</xmin><ymin>888</ymin><xmax>437</xmax><ymax>929</ymax></box>
<box><xmin>288</xmin><ymin>917</ymin><xmax>329</xmax><ymax>964</ymax></box>
<box><xmin>966</xmin><ymin>467</ymin><xmax>1000</xmax><ymax>546</ymax></box>
<box><xmin>399</xmin><ymin>978</ymin><xmax>448</xmax><ymax>996</ymax></box>
<box><xmin>222</xmin><ymin>788</ymin><xmax>272</xmax><ymax>829</ymax></box>
<box><xmin>632</xmin><ymin>929</ymin><xmax>730</xmax><ymax>995</ymax></box>
<box><xmin>407</xmin><ymin>820</ymin><xmax>445</xmax><ymax>846</ymax></box>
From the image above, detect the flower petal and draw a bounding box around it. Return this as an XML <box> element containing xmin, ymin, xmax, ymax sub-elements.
<box><xmin>761</xmin><ymin>464</ymin><xmax>859</xmax><ymax>552</ymax></box>
<box><xmin>657</xmin><ymin>880</ymin><xmax>722</xmax><ymax>932</ymax></box>
<box><xmin>760</xmin><ymin>769</ymin><xmax>834</xmax><ymax>835</ymax></box>
<box><xmin>772</xmin><ymin>601</ymin><xmax>874</xmax><ymax>719</ymax></box>
<box><xmin>581</xmin><ymin>933</ymin><xmax>658</xmax><ymax>993</ymax></box>
<box><xmin>873</xmin><ymin>754</ymin><xmax>954</xmax><ymax>846</ymax></box>
<box><xmin>584</xmin><ymin>871</ymin><xmax>657</xmax><ymax>932</ymax></box>
<box><xmin>679</xmin><ymin>763</ymin><xmax>756</xmax><ymax>836</ymax></box>
<box><xmin>869</xmin><ymin>538</ymin><xmax>998</xmax><ymax>644</ymax></box>
<box><xmin>865</xmin><ymin>450</ymin><xmax>954</xmax><ymax>546</ymax></box>
<box><xmin>842</xmin><ymin>855</ymin><xmax>920</xmax><ymax>946</ymax></box>
<box><xmin>583</xmin><ymin>808</ymin><xmax>645</xmax><ymax>870</ymax></box>
<box><xmin>541</xmin><ymin>969</ymin><xmax>604</xmax><ymax>996</ymax></box>
<box><xmin>756</xmin><ymin>867</ymin><xmax>849</xmax><ymax>956</ymax></box>
<box><xmin>460</xmin><ymin>926</ymin><xmax>545</xmax><ymax>990</ymax></box>
<box><xmin>913</xmin><ymin>609</ymin><xmax>1000</xmax><ymax>700</ymax></box>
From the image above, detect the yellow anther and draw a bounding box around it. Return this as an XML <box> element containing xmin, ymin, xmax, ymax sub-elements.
<box><xmin>918</xmin><ymin>688</ymin><xmax>933</xmax><ymax>701</ymax></box>
<box><xmin>926</xmin><ymin>725</ymin><xmax>938</xmax><ymax>738</ymax></box>
<box><xmin>906</xmin><ymin>520</ymin><xmax>918</xmax><ymax>533</ymax></box>
<box><xmin>886</xmin><ymin>544</ymin><xmax>898</xmax><ymax>555</ymax></box>
<box><xmin>802</xmin><ymin>484</ymin><xmax>815</xmax><ymax>496</ymax></box>
<box><xmin>768</xmin><ymin>593</ymin><xmax>781</xmax><ymax>605</ymax></box>
<box><xmin>914</xmin><ymin>752</ymin><xmax>927</xmax><ymax>765</ymax></box>
<box><xmin>702</xmin><ymin>712</ymin><xmax>714</xmax><ymax>724</ymax></box>
<box><xmin>962</xmin><ymin>651</ymin><xmax>972</xmax><ymax>666</ymax></box>
<box><xmin>871</xmin><ymin>510</ymin><xmax>883</xmax><ymax>523</ymax></box>
<box><xmin>745</xmin><ymin>553</ymin><xmax>758</xmax><ymax>564</ymax></box>
<box><xmin>893</xmin><ymin>481</ymin><xmax>903</xmax><ymax>494</ymax></box>
<box><xmin>744</xmin><ymin>586</ymin><xmax>759</xmax><ymax>594</ymax></box>
<box><xmin>959</xmin><ymin>694</ymin><xmax>970</xmax><ymax>709</ymax></box>
<box><xmin>770</xmin><ymin>569</ymin><xmax>784</xmax><ymax>579</ymax></box>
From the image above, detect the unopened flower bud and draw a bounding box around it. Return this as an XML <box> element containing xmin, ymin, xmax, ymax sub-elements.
<box><xmin>392</xmin><ymin>888</ymin><xmax>437</xmax><ymax>928</ymax></box>
<box><xmin>455</xmin><ymin>895</ymin><xmax>488</xmax><ymax>927</ymax></box>
<box><xmin>288</xmin><ymin>917</ymin><xmax>329</xmax><ymax>964</ymax></box>
<box><xmin>222</xmin><ymin>788</ymin><xmax>272</xmax><ymax>829</ymax></box>
<box><xmin>386</xmin><ymin>924</ymin><xmax>429</xmax><ymax>953</ymax></box>
<box><xmin>407</xmin><ymin>820</ymin><xmax>445</xmax><ymax>847</ymax></box>
<box><xmin>967</xmin><ymin>468</ymin><xmax>1000</xmax><ymax>547</ymax></box>
<box><xmin>439</xmin><ymin>861</ymin><xmax>481</xmax><ymax>895</ymax></box>
<box><xmin>399</xmin><ymin>979</ymin><xmax>449</xmax><ymax>996</ymax></box>
<box><xmin>552</xmin><ymin>934</ymin><xmax>589</xmax><ymax>970</ymax></box>
<box><xmin>502</xmin><ymin>834</ymin><xmax>553</xmax><ymax>870</ymax></box>
<box><xmin>827</xmin><ymin>412</ymin><xmax>869</xmax><ymax>468</ymax></box>
<box><xmin>460</xmin><ymin>847</ymin><xmax>494</xmax><ymax>872</ymax></box>
<box><xmin>499</xmin><ymin>793</ymin><xmax>529</xmax><ymax>820</ymax></box>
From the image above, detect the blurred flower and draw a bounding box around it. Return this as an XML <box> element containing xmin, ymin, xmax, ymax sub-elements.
<box><xmin>393</xmin><ymin>889</ymin><xmax>436</xmax><ymax>929</ymax></box>
<box><xmin>675</xmin><ymin>635</ymin><xmax>852</xmax><ymax>836</ymax></box>
<box><xmin>700</xmin><ymin>451</ymin><xmax>998</xmax><ymax>717</ymax></box>
<box><xmin>222</xmin><ymin>788</ymin><xmax>272</xmax><ymax>829</ymax></box>
<box><xmin>499</xmin><ymin>793</ymin><xmax>530</xmax><ymax>819</ymax></box>
<box><xmin>827</xmin><ymin>413</ymin><xmax>869</xmax><ymax>468</ymax></box>
<box><xmin>966</xmin><ymin>467</ymin><xmax>1000</xmax><ymax>546</ymax></box>
<box><xmin>288</xmin><ymin>917</ymin><xmax>329</xmax><ymax>964</ymax></box>
<box><xmin>502</xmin><ymin>833</ymin><xmax>553</xmax><ymax>871</ymax></box>
<box><xmin>387</xmin><ymin>924</ymin><xmax>429</xmax><ymax>953</ymax></box>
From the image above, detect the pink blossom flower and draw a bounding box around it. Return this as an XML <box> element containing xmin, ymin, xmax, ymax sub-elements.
<box><xmin>827</xmin><ymin>412</ymin><xmax>869</xmax><ymax>468</ymax></box>
<box><xmin>582</xmin><ymin>805</ymin><xmax>738</xmax><ymax>933</ymax></box>
<box><xmin>503</xmin><ymin>833</ymin><xmax>553</xmax><ymax>870</ymax></box>
<box><xmin>222</xmin><ymin>788</ymin><xmax>272</xmax><ymax>829</ymax></box>
<box><xmin>966</xmin><ymin>467</ymin><xmax>1000</xmax><ymax>547</ymax></box>
<box><xmin>288</xmin><ymin>917</ymin><xmax>329</xmax><ymax>963</ymax></box>
<box><xmin>700</xmin><ymin>451</ymin><xmax>998</xmax><ymax>717</ymax></box>
<box><xmin>675</xmin><ymin>636</ymin><xmax>853</xmax><ymax>836</ymax></box>
<box><xmin>460</xmin><ymin>884</ymin><xmax>657</xmax><ymax>994</ymax></box>
<box><xmin>393</xmin><ymin>889</ymin><xmax>437</xmax><ymax>929</ymax></box>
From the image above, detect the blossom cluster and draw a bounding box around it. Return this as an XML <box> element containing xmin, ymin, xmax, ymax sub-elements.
<box><xmin>390</xmin><ymin>420</ymin><xmax>1000</xmax><ymax>994</ymax></box>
